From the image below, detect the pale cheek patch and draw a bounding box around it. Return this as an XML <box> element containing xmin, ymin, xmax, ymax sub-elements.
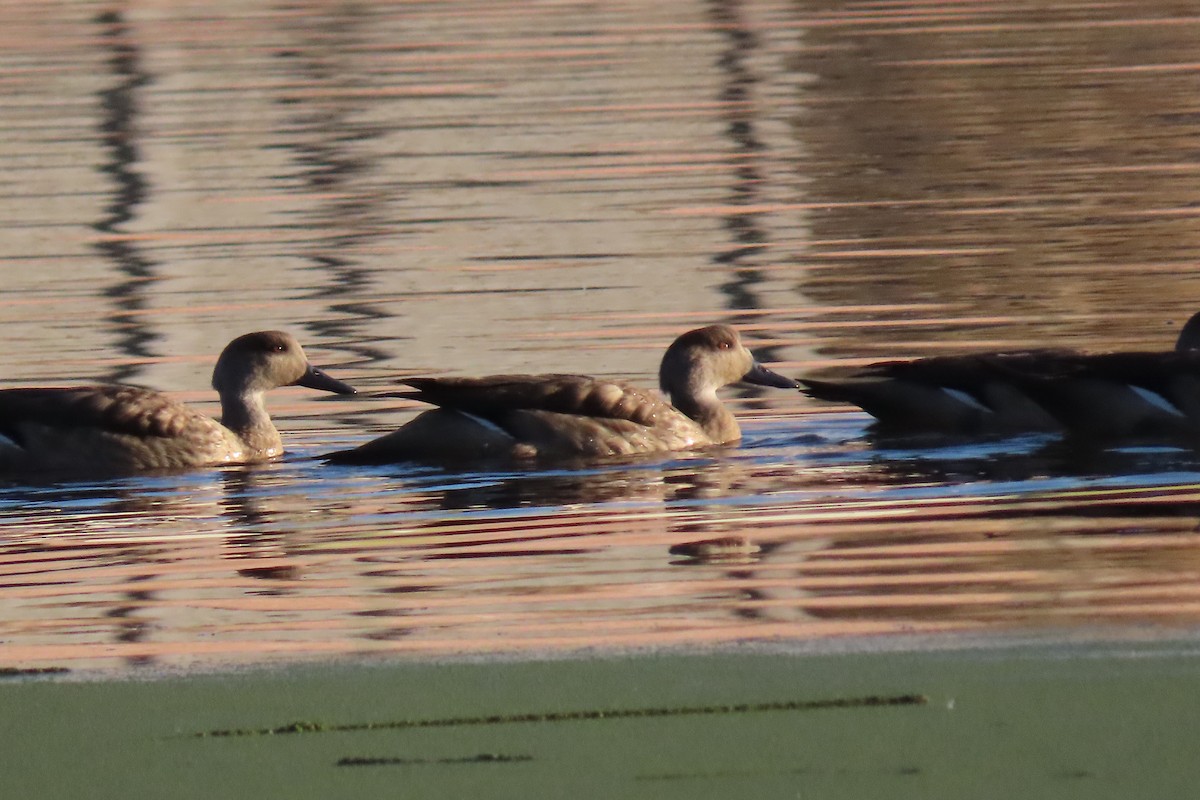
<box><xmin>1128</xmin><ymin>385</ymin><xmax>1186</xmax><ymax>417</ymax></box>
<box><xmin>941</xmin><ymin>387</ymin><xmax>992</xmax><ymax>414</ymax></box>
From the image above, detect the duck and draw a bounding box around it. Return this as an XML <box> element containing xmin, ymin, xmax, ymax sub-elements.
<box><xmin>797</xmin><ymin>311</ymin><xmax>1200</xmax><ymax>437</ymax></box>
<box><xmin>327</xmin><ymin>324</ymin><xmax>797</xmax><ymax>463</ymax></box>
<box><xmin>0</xmin><ymin>330</ymin><xmax>356</xmax><ymax>475</ymax></box>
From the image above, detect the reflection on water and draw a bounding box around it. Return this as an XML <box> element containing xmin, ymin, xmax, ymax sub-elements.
<box><xmin>5</xmin><ymin>425</ymin><xmax>1200</xmax><ymax>671</ymax></box>
<box><xmin>5</xmin><ymin>0</ymin><xmax>1200</xmax><ymax>671</ymax></box>
<box><xmin>793</xmin><ymin>2</ymin><xmax>1200</xmax><ymax>353</ymax></box>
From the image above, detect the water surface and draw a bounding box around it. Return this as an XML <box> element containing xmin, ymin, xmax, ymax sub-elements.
<box><xmin>4</xmin><ymin>0</ymin><xmax>1200</xmax><ymax>672</ymax></box>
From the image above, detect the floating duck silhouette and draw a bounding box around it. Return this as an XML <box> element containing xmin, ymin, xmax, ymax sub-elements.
<box><xmin>798</xmin><ymin>311</ymin><xmax>1200</xmax><ymax>438</ymax></box>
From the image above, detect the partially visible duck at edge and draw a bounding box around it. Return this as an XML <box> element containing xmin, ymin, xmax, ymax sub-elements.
<box><xmin>0</xmin><ymin>331</ymin><xmax>356</xmax><ymax>475</ymax></box>
<box><xmin>797</xmin><ymin>311</ymin><xmax>1200</xmax><ymax>438</ymax></box>
<box><xmin>328</xmin><ymin>324</ymin><xmax>797</xmax><ymax>463</ymax></box>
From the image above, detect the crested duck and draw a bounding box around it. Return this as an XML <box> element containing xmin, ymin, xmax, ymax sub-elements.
<box><xmin>328</xmin><ymin>324</ymin><xmax>797</xmax><ymax>463</ymax></box>
<box><xmin>0</xmin><ymin>330</ymin><xmax>355</xmax><ymax>474</ymax></box>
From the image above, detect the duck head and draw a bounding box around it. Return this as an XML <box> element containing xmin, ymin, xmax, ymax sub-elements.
<box><xmin>212</xmin><ymin>331</ymin><xmax>357</xmax><ymax>396</ymax></box>
<box><xmin>658</xmin><ymin>324</ymin><xmax>797</xmax><ymax>404</ymax></box>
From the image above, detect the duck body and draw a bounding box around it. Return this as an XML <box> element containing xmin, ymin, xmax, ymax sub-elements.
<box><xmin>332</xmin><ymin>374</ymin><xmax>713</xmax><ymax>462</ymax></box>
<box><xmin>992</xmin><ymin>349</ymin><xmax>1200</xmax><ymax>439</ymax></box>
<box><xmin>329</xmin><ymin>324</ymin><xmax>797</xmax><ymax>464</ymax></box>
<box><xmin>0</xmin><ymin>331</ymin><xmax>355</xmax><ymax>475</ymax></box>
<box><xmin>799</xmin><ymin>351</ymin><xmax>1069</xmax><ymax>434</ymax></box>
<box><xmin>0</xmin><ymin>385</ymin><xmax>251</xmax><ymax>473</ymax></box>
<box><xmin>798</xmin><ymin>311</ymin><xmax>1200</xmax><ymax>439</ymax></box>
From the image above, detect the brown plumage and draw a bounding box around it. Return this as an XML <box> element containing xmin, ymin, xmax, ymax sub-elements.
<box><xmin>399</xmin><ymin>374</ymin><xmax>664</xmax><ymax>428</ymax></box>
<box><xmin>328</xmin><ymin>324</ymin><xmax>797</xmax><ymax>463</ymax></box>
<box><xmin>0</xmin><ymin>331</ymin><xmax>356</xmax><ymax>476</ymax></box>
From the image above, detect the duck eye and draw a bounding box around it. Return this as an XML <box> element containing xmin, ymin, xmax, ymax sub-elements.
<box><xmin>274</xmin><ymin>344</ymin><xmax>286</xmax><ymax>352</ymax></box>
<box><xmin>719</xmin><ymin>340</ymin><xmax>732</xmax><ymax>350</ymax></box>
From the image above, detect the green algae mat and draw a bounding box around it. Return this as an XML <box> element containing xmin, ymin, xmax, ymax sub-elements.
<box><xmin>3</xmin><ymin>639</ymin><xmax>1198</xmax><ymax>799</ymax></box>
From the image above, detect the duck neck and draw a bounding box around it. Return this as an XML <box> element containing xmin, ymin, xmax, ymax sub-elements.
<box><xmin>220</xmin><ymin>389</ymin><xmax>283</xmax><ymax>458</ymax></box>
<box><xmin>672</xmin><ymin>388</ymin><xmax>741</xmax><ymax>444</ymax></box>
